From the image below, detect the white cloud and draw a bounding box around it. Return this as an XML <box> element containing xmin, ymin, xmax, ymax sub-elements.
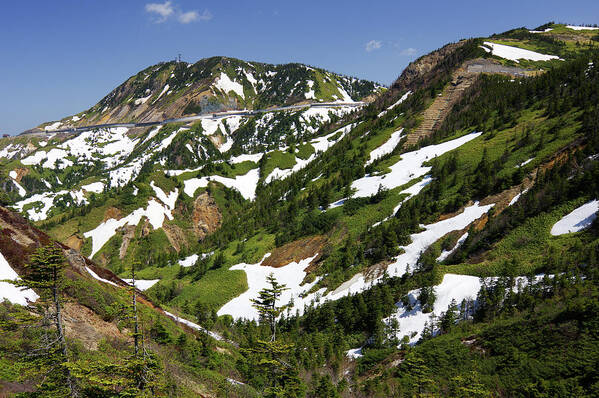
<box><xmin>145</xmin><ymin>1</ymin><xmax>174</xmax><ymax>23</ymax></box>
<box><xmin>365</xmin><ymin>40</ymin><xmax>382</xmax><ymax>52</ymax></box>
<box><xmin>178</xmin><ymin>10</ymin><xmax>198</xmax><ymax>23</ymax></box>
<box><xmin>145</xmin><ymin>2</ymin><xmax>212</xmax><ymax>24</ymax></box>
<box><xmin>400</xmin><ymin>47</ymin><xmax>417</xmax><ymax>56</ymax></box>
<box><xmin>178</xmin><ymin>10</ymin><xmax>212</xmax><ymax>23</ymax></box>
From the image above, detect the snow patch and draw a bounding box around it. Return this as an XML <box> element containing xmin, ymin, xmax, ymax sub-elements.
<box><xmin>366</xmin><ymin>128</ymin><xmax>404</xmax><ymax>165</ymax></box>
<box><xmin>85</xmin><ymin>266</ymin><xmax>118</xmax><ymax>287</ymax></box>
<box><xmin>482</xmin><ymin>42</ymin><xmax>561</xmax><ymax>63</ymax></box>
<box><xmin>183</xmin><ymin>168</ymin><xmax>260</xmax><ymax>201</ymax></box>
<box><xmin>123</xmin><ymin>279</ymin><xmax>160</xmax><ymax>291</ymax></box>
<box><xmin>566</xmin><ymin>25</ymin><xmax>599</xmax><ymax>31</ymax></box>
<box><xmin>550</xmin><ymin>200</ymin><xmax>598</xmax><ymax>235</ymax></box>
<box><xmin>437</xmin><ymin>232</ymin><xmax>469</xmax><ymax>262</ymax></box>
<box><xmin>352</xmin><ymin>132</ymin><xmax>482</xmax><ymax>198</ymax></box>
<box><xmin>0</xmin><ymin>251</ymin><xmax>39</xmax><ymax>305</ymax></box>
<box><xmin>163</xmin><ymin>310</ymin><xmax>223</xmax><ymax>341</ymax></box>
<box><xmin>214</xmin><ymin>72</ymin><xmax>245</xmax><ymax>99</ymax></box>
<box><xmin>217</xmin><ymin>253</ymin><xmax>321</xmax><ymax>321</ymax></box>
<box><xmin>84</xmin><ymin>199</ymin><xmax>175</xmax><ymax>258</ymax></box>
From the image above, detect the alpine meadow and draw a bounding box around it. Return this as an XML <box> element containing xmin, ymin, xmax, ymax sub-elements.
<box><xmin>1</xmin><ymin>6</ymin><xmax>599</xmax><ymax>397</ymax></box>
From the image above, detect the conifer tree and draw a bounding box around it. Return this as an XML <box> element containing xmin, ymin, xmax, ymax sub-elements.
<box><xmin>251</xmin><ymin>273</ymin><xmax>289</xmax><ymax>341</ymax></box>
<box><xmin>10</xmin><ymin>244</ymin><xmax>79</xmax><ymax>397</ymax></box>
<box><xmin>246</xmin><ymin>274</ymin><xmax>303</xmax><ymax>397</ymax></box>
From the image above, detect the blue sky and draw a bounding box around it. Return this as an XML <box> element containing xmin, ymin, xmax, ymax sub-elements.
<box><xmin>1</xmin><ymin>0</ymin><xmax>597</xmax><ymax>134</ymax></box>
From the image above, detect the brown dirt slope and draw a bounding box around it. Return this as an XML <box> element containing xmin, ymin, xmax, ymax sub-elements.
<box><xmin>262</xmin><ymin>235</ymin><xmax>327</xmax><ymax>268</ymax></box>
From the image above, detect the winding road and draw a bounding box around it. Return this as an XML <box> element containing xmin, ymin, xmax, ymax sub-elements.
<box><xmin>29</xmin><ymin>101</ymin><xmax>366</xmax><ymax>135</ymax></box>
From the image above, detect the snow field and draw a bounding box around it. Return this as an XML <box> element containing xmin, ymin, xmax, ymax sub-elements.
<box><xmin>0</xmin><ymin>251</ymin><xmax>39</xmax><ymax>305</ymax></box>
<box><xmin>217</xmin><ymin>253</ymin><xmax>322</xmax><ymax>321</ymax></box>
<box><xmin>183</xmin><ymin>168</ymin><xmax>260</xmax><ymax>201</ymax></box>
<box><xmin>366</xmin><ymin>128</ymin><xmax>404</xmax><ymax>165</ymax></box>
<box><xmin>482</xmin><ymin>42</ymin><xmax>561</xmax><ymax>63</ymax></box>
<box><xmin>84</xmin><ymin>199</ymin><xmax>176</xmax><ymax>258</ymax></box>
<box><xmin>550</xmin><ymin>200</ymin><xmax>598</xmax><ymax>235</ymax></box>
<box><xmin>351</xmin><ymin>132</ymin><xmax>482</xmax><ymax>198</ymax></box>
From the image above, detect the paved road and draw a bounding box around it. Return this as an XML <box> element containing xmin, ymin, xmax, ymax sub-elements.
<box><xmin>28</xmin><ymin>101</ymin><xmax>366</xmax><ymax>135</ymax></box>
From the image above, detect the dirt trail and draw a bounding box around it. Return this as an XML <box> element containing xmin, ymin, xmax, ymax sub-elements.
<box><xmin>405</xmin><ymin>58</ymin><xmax>532</xmax><ymax>147</ymax></box>
<box><xmin>405</xmin><ymin>68</ymin><xmax>477</xmax><ymax>147</ymax></box>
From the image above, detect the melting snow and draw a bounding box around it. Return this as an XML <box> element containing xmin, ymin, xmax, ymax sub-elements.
<box><xmin>482</xmin><ymin>42</ymin><xmax>561</xmax><ymax>63</ymax></box>
<box><xmin>346</xmin><ymin>347</ymin><xmax>363</xmax><ymax>359</ymax></box>
<box><xmin>305</xmin><ymin>80</ymin><xmax>316</xmax><ymax>99</ymax></box>
<box><xmin>22</xmin><ymin>148</ymin><xmax>73</xmax><ymax>169</ymax></box>
<box><xmin>352</xmin><ymin>132</ymin><xmax>482</xmax><ymax>198</ymax></box>
<box><xmin>85</xmin><ymin>266</ymin><xmax>118</xmax><ymax>287</ymax></box>
<box><xmin>81</xmin><ymin>181</ymin><xmax>105</xmax><ymax>193</ymax></box>
<box><xmin>230</xmin><ymin>153</ymin><xmax>263</xmax><ymax>164</ymax></box>
<box><xmin>383</xmin><ymin>274</ymin><xmax>482</xmax><ymax>344</ymax></box>
<box><xmin>378</xmin><ymin>91</ymin><xmax>411</xmax><ymax>117</ymax></box>
<box><xmin>84</xmin><ymin>199</ymin><xmax>175</xmax><ymax>258</ymax></box>
<box><xmin>550</xmin><ymin>200</ymin><xmax>598</xmax><ymax>235</ymax></box>
<box><xmin>0</xmin><ymin>251</ymin><xmax>39</xmax><ymax>305</ymax></box>
<box><xmin>183</xmin><ymin>168</ymin><xmax>260</xmax><ymax>201</ymax></box>
<box><xmin>366</xmin><ymin>128</ymin><xmax>404</xmax><ymax>165</ymax></box>
<box><xmin>566</xmin><ymin>25</ymin><xmax>599</xmax><ymax>30</ymax></box>
<box><xmin>164</xmin><ymin>310</ymin><xmax>223</xmax><ymax>341</ymax></box>
<box><xmin>150</xmin><ymin>181</ymin><xmax>178</xmax><ymax>210</ymax></box>
<box><xmin>179</xmin><ymin>254</ymin><xmax>198</xmax><ymax>267</ymax></box>
<box><xmin>155</xmin><ymin>84</ymin><xmax>170</xmax><ymax>102</ymax></box>
<box><xmin>214</xmin><ymin>72</ymin><xmax>245</xmax><ymax>99</ymax></box>
<box><xmin>265</xmin><ymin>124</ymin><xmax>354</xmax><ymax>183</ymax></box>
<box><xmin>217</xmin><ymin>253</ymin><xmax>321</xmax><ymax>321</ymax></box>
<box><xmin>11</xmin><ymin>180</ymin><xmax>26</xmax><ymax>197</ymax></box>
<box><xmin>517</xmin><ymin>157</ymin><xmax>534</xmax><ymax>167</ymax></box>
<box><xmin>436</xmin><ymin>232</ymin><xmax>469</xmax><ymax>262</ymax></box>
<box><xmin>508</xmin><ymin>188</ymin><xmax>529</xmax><ymax>206</ymax></box>
<box><xmin>123</xmin><ymin>279</ymin><xmax>160</xmax><ymax>290</ymax></box>
<box><xmin>44</xmin><ymin>121</ymin><xmax>62</xmax><ymax>131</ymax></box>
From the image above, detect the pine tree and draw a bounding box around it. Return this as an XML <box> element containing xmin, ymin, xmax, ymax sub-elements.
<box><xmin>251</xmin><ymin>273</ymin><xmax>289</xmax><ymax>341</ymax></box>
<box><xmin>9</xmin><ymin>244</ymin><xmax>79</xmax><ymax>397</ymax></box>
<box><xmin>246</xmin><ymin>274</ymin><xmax>303</xmax><ymax>397</ymax></box>
<box><xmin>440</xmin><ymin>298</ymin><xmax>459</xmax><ymax>333</ymax></box>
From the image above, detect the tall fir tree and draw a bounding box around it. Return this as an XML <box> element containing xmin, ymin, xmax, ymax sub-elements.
<box><xmin>10</xmin><ymin>244</ymin><xmax>79</xmax><ymax>397</ymax></box>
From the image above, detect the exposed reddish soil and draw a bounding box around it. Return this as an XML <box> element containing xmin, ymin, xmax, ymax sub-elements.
<box><xmin>192</xmin><ymin>192</ymin><xmax>222</xmax><ymax>241</ymax></box>
<box><xmin>262</xmin><ymin>235</ymin><xmax>327</xmax><ymax>269</ymax></box>
<box><xmin>103</xmin><ymin>206</ymin><xmax>123</xmax><ymax>222</ymax></box>
<box><xmin>65</xmin><ymin>234</ymin><xmax>84</xmax><ymax>251</ymax></box>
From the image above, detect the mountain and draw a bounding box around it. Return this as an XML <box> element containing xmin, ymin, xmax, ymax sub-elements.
<box><xmin>1</xmin><ymin>22</ymin><xmax>599</xmax><ymax>396</ymax></box>
<box><xmin>33</xmin><ymin>56</ymin><xmax>383</xmax><ymax>132</ymax></box>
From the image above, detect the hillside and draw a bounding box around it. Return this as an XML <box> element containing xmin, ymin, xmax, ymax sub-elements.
<box><xmin>32</xmin><ymin>56</ymin><xmax>383</xmax><ymax>133</ymax></box>
<box><xmin>1</xmin><ymin>22</ymin><xmax>599</xmax><ymax>397</ymax></box>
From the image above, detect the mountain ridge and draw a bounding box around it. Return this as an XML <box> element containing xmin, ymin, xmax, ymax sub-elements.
<box><xmin>1</xmin><ymin>22</ymin><xmax>599</xmax><ymax>396</ymax></box>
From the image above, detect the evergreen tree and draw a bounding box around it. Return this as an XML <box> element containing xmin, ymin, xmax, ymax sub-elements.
<box><xmin>10</xmin><ymin>244</ymin><xmax>79</xmax><ymax>397</ymax></box>
<box><xmin>251</xmin><ymin>273</ymin><xmax>289</xmax><ymax>341</ymax></box>
<box><xmin>245</xmin><ymin>274</ymin><xmax>303</xmax><ymax>397</ymax></box>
